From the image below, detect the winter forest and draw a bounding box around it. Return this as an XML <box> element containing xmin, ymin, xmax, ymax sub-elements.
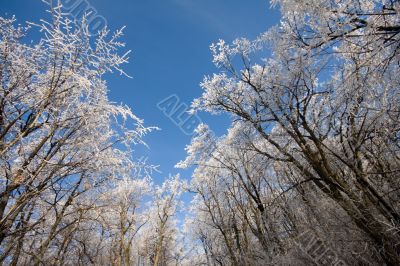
<box><xmin>0</xmin><ymin>0</ymin><xmax>399</xmax><ymax>265</ymax></box>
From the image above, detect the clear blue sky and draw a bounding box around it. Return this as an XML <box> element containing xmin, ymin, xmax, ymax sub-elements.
<box><xmin>0</xmin><ymin>0</ymin><xmax>280</xmax><ymax>205</ymax></box>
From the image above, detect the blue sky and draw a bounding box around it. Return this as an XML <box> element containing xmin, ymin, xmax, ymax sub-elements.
<box><xmin>0</xmin><ymin>0</ymin><xmax>280</xmax><ymax>207</ymax></box>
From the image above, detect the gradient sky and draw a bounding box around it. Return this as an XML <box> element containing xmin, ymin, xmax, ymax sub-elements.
<box><xmin>0</xmin><ymin>0</ymin><xmax>280</xmax><ymax>215</ymax></box>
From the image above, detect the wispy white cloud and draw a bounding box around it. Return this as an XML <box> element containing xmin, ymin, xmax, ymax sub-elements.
<box><xmin>171</xmin><ymin>0</ymin><xmax>239</xmax><ymax>39</ymax></box>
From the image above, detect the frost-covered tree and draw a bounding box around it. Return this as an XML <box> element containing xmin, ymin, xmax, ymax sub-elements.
<box><xmin>96</xmin><ymin>177</ymin><xmax>152</xmax><ymax>265</ymax></box>
<box><xmin>181</xmin><ymin>0</ymin><xmax>400</xmax><ymax>265</ymax></box>
<box><xmin>136</xmin><ymin>174</ymin><xmax>186</xmax><ymax>266</ymax></box>
<box><xmin>0</xmin><ymin>5</ymin><xmax>155</xmax><ymax>265</ymax></box>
